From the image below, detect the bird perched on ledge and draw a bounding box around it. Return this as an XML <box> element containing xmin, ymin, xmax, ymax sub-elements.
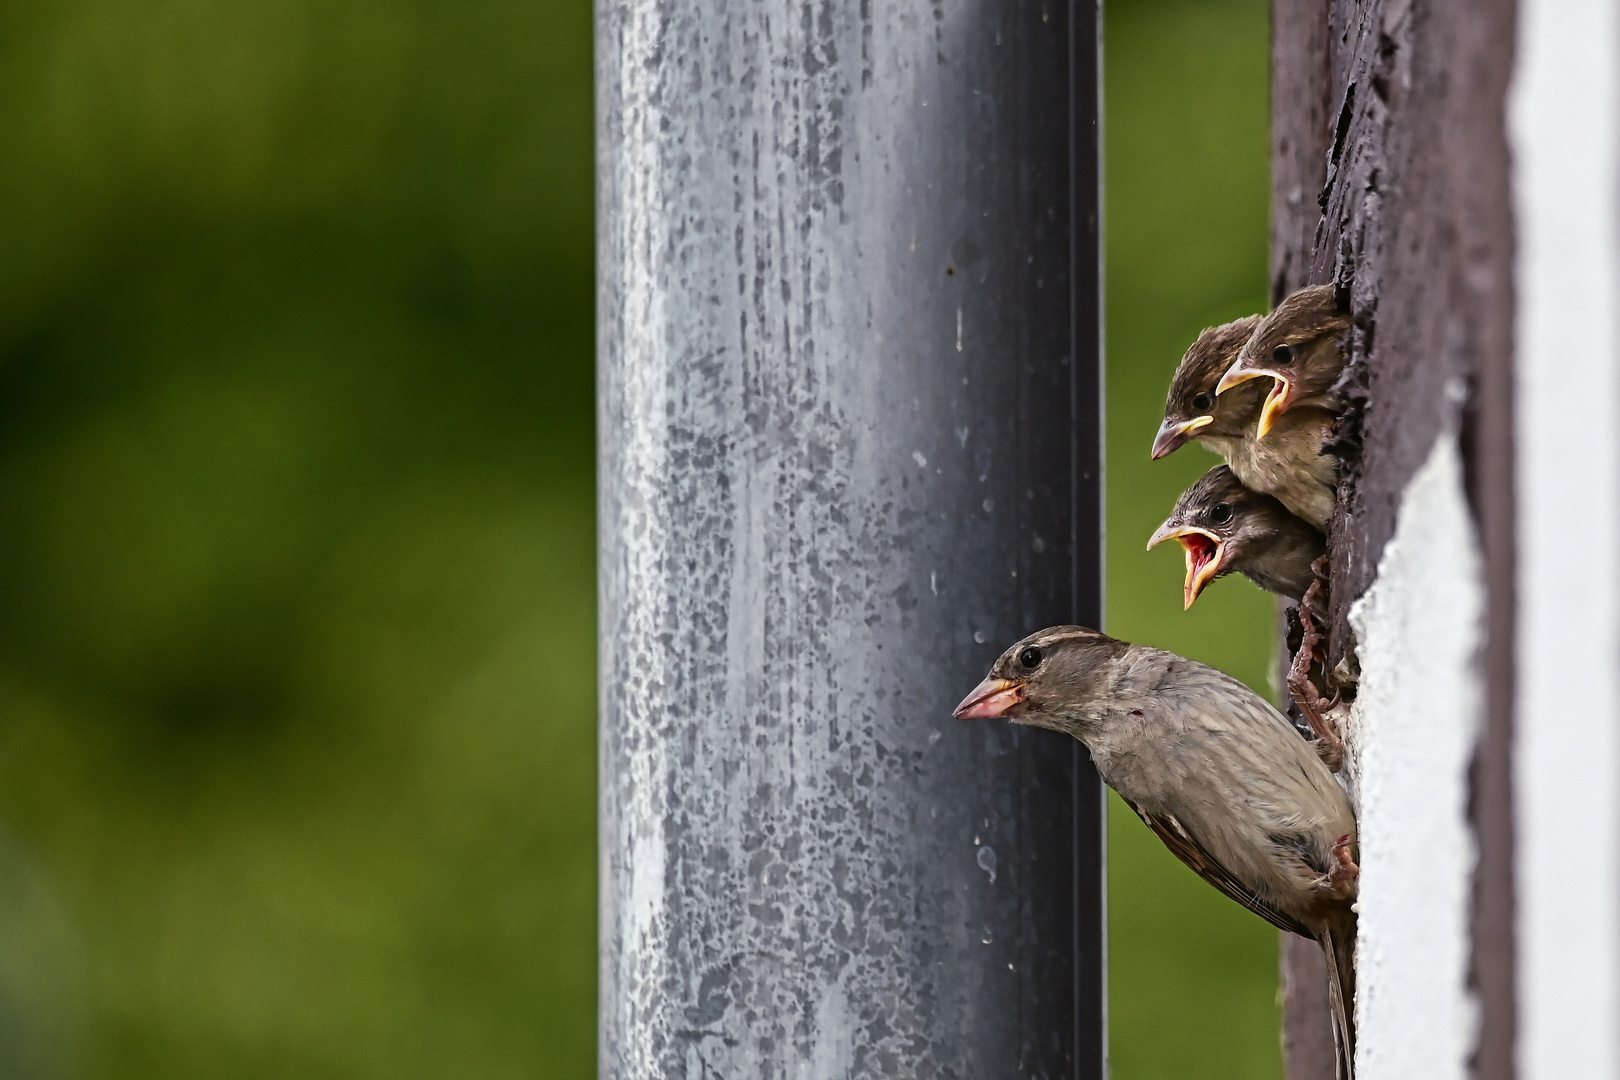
<box><xmin>1214</xmin><ymin>285</ymin><xmax>1352</xmax><ymax>531</ymax></box>
<box><xmin>956</xmin><ymin>627</ymin><xmax>1359</xmax><ymax>1078</ymax></box>
<box><xmin>1147</xmin><ymin>465</ymin><xmax>1326</xmax><ymax>611</ymax></box>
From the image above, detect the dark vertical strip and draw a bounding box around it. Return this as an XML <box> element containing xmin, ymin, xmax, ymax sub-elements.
<box><xmin>1280</xmin><ymin>935</ymin><xmax>1337</xmax><ymax>1079</ymax></box>
<box><xmin>1268</xmin><ymin>0</ymin><xmax>1331</xmax><ymax>306</ymax></box>
<box><xmin>1269</xmin><ymin>2</ymin><xmax>1336</xmax><ymax>1075</ymax></box>
<box><xmin>1459</xmin><ymin>9</ymin><xmax>1519</xmax><ymax>1077</ymax></box>
<box><xmin>1070</xmin><ymin>2</ymin><xmax>1106</xmax><ymax>1076</ymax></box>
<box><xmin>1464</xmin><ymin>288</ymin><xmax>1518</xmax><ymax>1080</ymax></box>
<box><xmin>1274</xmin><ymin>618</ymin><xmax>1338</xmax><ymax>1080</ymax></box>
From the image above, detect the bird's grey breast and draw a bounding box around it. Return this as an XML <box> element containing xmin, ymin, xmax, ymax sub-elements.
<box><xmin>1092</xmin><ymin>663</ymin><xmax>1349</xmax><ymax>833</ymax></box>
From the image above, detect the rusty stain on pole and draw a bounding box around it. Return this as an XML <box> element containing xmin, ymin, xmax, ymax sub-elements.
<box><xmin>598</xmin><ymin>1</ymin><xmax>1103</xmax><ymax>1075</ymax></box>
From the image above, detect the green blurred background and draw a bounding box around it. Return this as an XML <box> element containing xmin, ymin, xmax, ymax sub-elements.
<box><xmin>0</xmin><ymin>0</ymin><xmax>1273</xmax><ymax>1076</ymax></box>
<box><xmin>1105</xmin><ymin>2</ymin><xmax>1280</xmax><ymax>1078</ymax></box>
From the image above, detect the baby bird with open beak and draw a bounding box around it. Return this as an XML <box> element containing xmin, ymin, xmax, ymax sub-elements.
<box><xmin>1150</xmin><ymin>315</ymin><xmax>1267</xmax><ymax>462</ymax></box>
<box><xmin>956</xmin><ymin>628</ymin><xmax>1360</xmax><ymax>1078</ymax></box>
<box><xmin>1213</xmin><ymin>285</ymin><xmax>1351</xmax><ymax>531</ymax></box>
<box><xmin>1219</xmin><ymin>284</ymin><xmax>1351</xmax><ymax>432</ymax></box>
<box><xmin>1147</xmin><ymin>465</ymin><xmax>1326</xmax><ymax>611</ymax></box>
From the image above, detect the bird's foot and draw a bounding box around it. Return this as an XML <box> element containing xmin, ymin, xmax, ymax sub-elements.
<box><xmin>1288</xmin><ymin>602</ymin><xmax>1346</xmax><ymax>771</ymax></box>
<box><xmin>1310</xmin><ymin>552</ymin><xmax>1331</xmax><ymax>587</ymax></box>
<box><xmin>1328</xmin><ymin>834</ymin><xmax>1360</xmax><ymax>897</ymax></box>
<box><xmin>1302</xmin><ymin>553</ymin><xmax>1331</xmax><ymax>624</ymax></box>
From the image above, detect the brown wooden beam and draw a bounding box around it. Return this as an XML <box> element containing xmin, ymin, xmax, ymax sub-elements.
<box><xmin>1270</xmin><ymin>2</ymin><xmax>1517</xmax><ymax>1076</ymax></box>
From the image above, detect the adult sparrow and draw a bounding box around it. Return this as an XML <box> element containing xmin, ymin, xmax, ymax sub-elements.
<box><xmin>956</xmin><ymin>627</ymin><xmax>1359</xmax><ymax>1077</ymax></box>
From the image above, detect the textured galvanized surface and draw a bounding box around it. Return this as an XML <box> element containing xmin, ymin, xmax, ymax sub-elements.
<box><xmin>597</xmin><ymin>1</ymin><xmax>1103</xmax><ymax>1077</ymax></box>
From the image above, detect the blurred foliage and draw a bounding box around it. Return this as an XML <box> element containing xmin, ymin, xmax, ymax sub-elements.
<box><xmin>1106</xmin><ymin>1</ymin><xmax>1282</xmax><ymax>1078</ymax></box>
<box><xmin>0</xmin><ymin>0</ymin><xmax>1276</xmax><ymax>1076</ymax></box>
<box><xmin>0</xmin><ymin>0</ymin><xmax>596</xmax><ymax>1077</ymax></box>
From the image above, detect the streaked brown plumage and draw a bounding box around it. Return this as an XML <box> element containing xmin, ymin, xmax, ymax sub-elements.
<box><xmin>1219</xmin><ymin>284</ymin><xmax>1351</xmax><ymax>429</ymax></box>
<box><xmin>956</xmin><ymin>627</ymin><xmax>1359</xmax><ymax>1078</ymax></box>
<box><xmin>1147</xmin><ymin>465</ymin><xmax>1326</xmax><ymax>611</ymax></box>
<box><xmin>1223</xmin><ymin>406</ymin><xmax>1340</xmax><ymax>532</ymax></box>
<box><xmin>1149</xmin><ymin>310</ymin><xmax>1339</xmax><ymax>531</ymax></box>
<box><xmin>1150</xmin><ymin>315</ymin><xmax>1266</xmax><ymax>462</ymax></box>
<box><xmin>1214</xmin><ymin>285</ymin><xmax>1351</xmax><ymax>531</ymax></box>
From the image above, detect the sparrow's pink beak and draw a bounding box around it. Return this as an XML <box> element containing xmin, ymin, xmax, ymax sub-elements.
<box><xmin>954</xmin><ymin>677</ymin><xmax>1025</xmax><ymax>720</ymax></box>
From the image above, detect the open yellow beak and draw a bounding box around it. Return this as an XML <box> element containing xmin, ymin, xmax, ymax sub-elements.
<box><xmin>1147</xmin><ymin>522</ymin><xmax>1225</xmax><ymax>610</ymax></box>
<box><xmin>1216</xmin><ymin>362</ymin><xmax>1294</xmax><ymax>440</ymax></box>
<box><xmin>1253</xmin><ymin>375</ymin><xmax>1293</xmax><ymax>439</ymax></box>
<box><xmin>1150</xmin><ymin>414</ymin><xmax>1214</xmax><ymax>460</ymax></box>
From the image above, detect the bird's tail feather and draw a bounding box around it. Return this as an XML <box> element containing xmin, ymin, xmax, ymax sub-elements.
<box><xmin>1319</xmin><ymin>920</ymin><xmax>1357</xmax><ymax>1080</ymax></box>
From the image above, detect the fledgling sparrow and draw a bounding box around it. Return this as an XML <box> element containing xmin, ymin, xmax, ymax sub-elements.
<box><xmin>956</xmin><ymin>627</ymin><xmax>1359</xmax><ymax>1078</ymax></box>
<box><xmin>1218</xmin><ymin>284</ymin><xmax>1351</xmax><ymax>435</ymax></box>
<box><xmin>1148</xmin><ymin>311</ymin><xmax>1338</xmax><ymax>531</ymax></box>
<box><xmin>1211</xmin><ymin>285</ymin><xmax>1351</xmax><ymax>531</ymax></box>
<box><xmin>1150</xmin><ymin>315</ymin><xmax>1267</xmax><ymax>462</ymax></box>
<box><xmin>1147</xmin><ymin>465</ymin><xmax>1326</xmax><ymax>611</ymax></box>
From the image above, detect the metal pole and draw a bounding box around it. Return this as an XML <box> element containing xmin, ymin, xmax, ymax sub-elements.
<box><xmin>598</xmin><ymin>1</ymin><xmax>1104</xmax><ymax>1075</ymax></box>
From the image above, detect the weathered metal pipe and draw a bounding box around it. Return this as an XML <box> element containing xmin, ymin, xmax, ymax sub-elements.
<box><xmin>598</xmin><ymin>1</ymin><xmax>1103</xmax><ymax>1075</ymax></box>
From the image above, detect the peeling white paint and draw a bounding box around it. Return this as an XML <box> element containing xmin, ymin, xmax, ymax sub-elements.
<box><xmin>1347</xmin><ymin>433</ymin><xmax>1483</xmax><ymax>1080</ymax></box>
<box><xmin>1511</xmin><ymin>3</ymin><xmax>1620</xmax><ymax>1077</ymax></box>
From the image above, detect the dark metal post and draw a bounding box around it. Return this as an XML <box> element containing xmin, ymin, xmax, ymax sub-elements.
<box><xmin>598</xmin><ymin>0</ymin><xmax>1104</xmax><ymax>1076</ymax></box>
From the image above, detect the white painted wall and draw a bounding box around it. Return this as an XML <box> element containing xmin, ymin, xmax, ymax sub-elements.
<box><xmin>1510</xmin><ymin>4</ymin><xmax>1620</xmax><ymax>1079</ymax></box>
<box><xmin>1347</xmin><ymin>433</ymin><xmax>1484</xmax><ymax>1080</ymax></box>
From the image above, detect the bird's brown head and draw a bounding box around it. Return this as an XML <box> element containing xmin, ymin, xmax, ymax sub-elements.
<box><xmin>1146</xmin><ymin>466</ymin><xmax>1321</xmax><ymax>608</ymax></box>
<box><xmin>953</xmin><ymin>627</ymin><xmax>1129</xmax><ymax>735</ymax></box>
<box><xmin>1152</xmin><ymin>314</ymin><xmax>1267</xmax><ymax>460</ymax></box>
<box><xmin>1216</xmin><ymin>285</ymin><xmax>1350</xmax><ymax>439</ymax></box>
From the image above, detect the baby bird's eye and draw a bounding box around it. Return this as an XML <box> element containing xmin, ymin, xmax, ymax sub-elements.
<box><xmin>1018</xmin><ymin>646</ymin><xmax>1044</xmax><ymax>669</ymax></box>
<box><xmin>1209</xmin><ymin>503</ymin><xmax>1233</xmax><ymax>525</ymax></box>
<box><xmin>1191</xmin><ymin>392</ymin><xmax>1213</xmax><ymax>412</ymax></box>
<box><xmin>1272</xmin><ymin>343</ymin><xmax>1295</xmax><ymax>366</ymax></box>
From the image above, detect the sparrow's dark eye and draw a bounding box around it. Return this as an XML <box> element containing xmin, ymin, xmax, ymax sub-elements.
<box><xmin>1191</xmin><ymin>392</ymin><xmax>1213</xmax><ymax>412</ymax></box>
<box><xmin>1018</xmin><ymin>646</ymin><xmax>1044</xmax><ymax>669</ymax></box>
<box><xmin>1272</xmin><ymin>344</ymin><xmax>1295</xmax><ymax>366</ymax></box>
<box><xmin>1209</xmin><ymin>503</ymin><xmax>1233</xmax><ymax>525</ymax></box>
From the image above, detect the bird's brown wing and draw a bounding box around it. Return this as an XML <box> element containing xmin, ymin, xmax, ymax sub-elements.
<box><xmin>1128</xmin><ymin>801</ymin><xmax>1312</xmax><ymax>938</ymax></box>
